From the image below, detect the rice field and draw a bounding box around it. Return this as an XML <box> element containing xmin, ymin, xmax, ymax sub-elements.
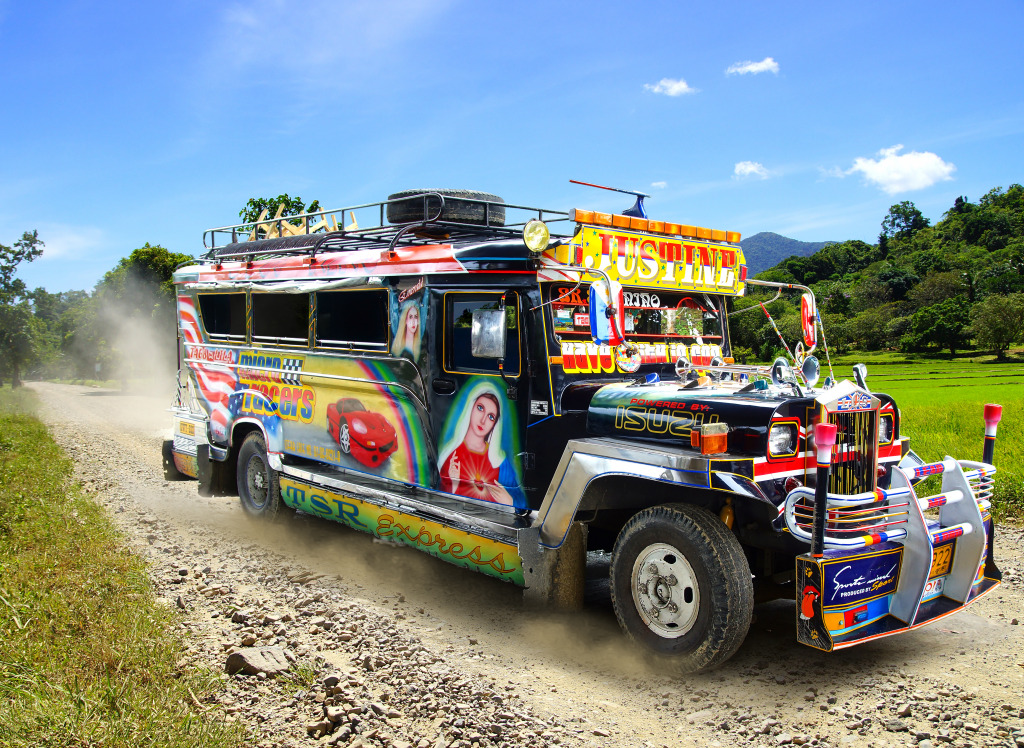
<box><xmin>824</xmin><ymin>356</ymin><xmax>1024</xmax><ymax>520</ymax></box>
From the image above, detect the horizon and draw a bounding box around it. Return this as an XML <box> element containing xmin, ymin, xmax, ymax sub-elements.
<box><xmin>3</xmin><ymin>1</ymin><xmax>1023</xmax><ymax>293</ymax></box>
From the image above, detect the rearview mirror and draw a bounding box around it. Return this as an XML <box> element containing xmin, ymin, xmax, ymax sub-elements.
<box><xmin>471</xmin><ymin>309</ymin><xmax>506</xmax><ymax>358</ymax></box>
<box><xmin>589</xmin><ymin>279</ymin><xmax>625</xmax><ymax>346</ymax></box>
<box><xmin>801</xmin><ymin>292</ymin><xmax>817</xmax><ymax>351</ymax></box>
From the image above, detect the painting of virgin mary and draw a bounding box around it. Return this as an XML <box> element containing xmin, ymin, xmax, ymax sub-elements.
<box><xmin>437</xmin><ymin>380</ymin><xmax>525</xmax><ymax>509</ymax></box>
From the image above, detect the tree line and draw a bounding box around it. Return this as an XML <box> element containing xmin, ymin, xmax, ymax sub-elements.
<box><xmin>731</xmin><ymin>185</ymin><xmax>1024</xmax><ymax>361</ymax></box>
<box><xmin>2</xmin><ymin>189</ymin><xmax>1023</xmax><ymax>389</ymax></box>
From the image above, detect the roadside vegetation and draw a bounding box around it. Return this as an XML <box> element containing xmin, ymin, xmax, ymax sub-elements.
<box><xmin>0</xmin><ymin>389</ymin><xmax>241</xmax><ymax>748</ymax></box>
<box><xmin>823</xmin><ymin>355</ymin><xmax>1024</xmax><ymax>521</ymax></box>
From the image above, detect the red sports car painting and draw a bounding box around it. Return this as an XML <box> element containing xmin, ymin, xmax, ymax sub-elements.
<box><xmin>326</xmin><ymin>398</ymin><xmax>398</xmax><ymax>468</ymax></box>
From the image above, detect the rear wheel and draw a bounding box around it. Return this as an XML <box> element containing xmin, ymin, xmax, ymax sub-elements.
<box><xmin>236</xmin><ymin>432</ymin><xmax>289</xmax><ymax>520</ymax></box>
<box><xmin>610</xmin><ymin>503</ymin><xmax>753</xmax><ymax>673</ymax></box>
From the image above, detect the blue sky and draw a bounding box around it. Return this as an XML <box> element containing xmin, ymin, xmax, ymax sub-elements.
<box><xmin>3</xmin><ymin>0</ymin><xmax>1024</xmax><ymax>292</ymax></box>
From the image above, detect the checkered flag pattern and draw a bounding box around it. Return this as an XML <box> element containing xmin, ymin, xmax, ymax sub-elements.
<box><xmin>281</xmin><ymin>358</ymin><xmax>303</xmax><ymax>385</ymax></box>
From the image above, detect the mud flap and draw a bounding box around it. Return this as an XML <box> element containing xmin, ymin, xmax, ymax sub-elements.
<box><xmin>795</xmin><ymin>555</ymin><xmax>833</xmax><ymax>651</ymax></box>
<box><xmin>196</xmin><ymin>444</ymin><xmax>236</xmax><ymax>497</ymax></box>
<box><xmin>518</xmin><ymin>521</ymin><xmax>587</xmax><ymax>611</ymax></box>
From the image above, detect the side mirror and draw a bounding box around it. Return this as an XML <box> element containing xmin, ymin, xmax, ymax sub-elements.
<box><xmin>471</xmin><ymin>309</ymin><xmax>506</xmax><ymax>358</ymax></box>
<box><xmin>589</xmin><ymin>279</ymin><xmax>625</xmax><ymax>346</ymax></box>
<box><xmin>801</xmin><ymin>292</ymin><xmax>817</xmax><ymax>351</ymax></box>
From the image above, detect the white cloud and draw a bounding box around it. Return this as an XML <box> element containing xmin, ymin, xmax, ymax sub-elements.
<box><xmin>847</xmin><ymin>145</ymin><xmax>956</xmax><ymax>194</ymax></box>
<box><xmin>207</xmin><ymin>0</ymin><xmax>455</xmax><ymax>88</ymax></box>
<box><xmin>35</xmin><ymin>224</ymin><xmax>105</xmax><ymax>261</ymax></box>
<box><xmin>726</xmin><ymin>57</ymin><xmax>779</xmax><ymax>76</ymax></box>
<box><xmin>734</xmin><ymin>161</ymin><xmax>769</xmax><ymax>179</ymax></box>
<box><xmin>644</xmin><ymin>78</ymin><xmax>698</xmax><ymax>96</ymax></box>
<box><xmin>651</xmin><ymin>181</ymin><xmax>667</xmax><ymax>189</ymax></box>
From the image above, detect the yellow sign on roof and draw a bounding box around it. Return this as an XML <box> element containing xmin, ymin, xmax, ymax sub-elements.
<box><xmin>550</xmin><ymin>226</ymin><xmax>747</xmax><ymax>295</ymax></box>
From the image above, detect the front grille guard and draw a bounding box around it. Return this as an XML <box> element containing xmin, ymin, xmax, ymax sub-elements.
<box><xmin>784</xmin><ymin>458</ymin><xmax>996</xmax><ymax>551</ymax></box>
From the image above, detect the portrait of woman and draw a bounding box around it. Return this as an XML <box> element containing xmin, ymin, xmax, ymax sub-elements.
<box><xmin>391</xmin><ymin>299</ymin><xmax>422</xmax><ymax>360</ymax></box>
<box><xmin>437</xmin><ymin>380</ymin><xmax>525</xmax><ymax>508</ymax></box>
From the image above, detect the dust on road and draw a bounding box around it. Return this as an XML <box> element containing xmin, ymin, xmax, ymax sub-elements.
<box><xmin>29</xmin><ymin>381</ymin><xmax>1024</xmax><ymax>748</ymax></box>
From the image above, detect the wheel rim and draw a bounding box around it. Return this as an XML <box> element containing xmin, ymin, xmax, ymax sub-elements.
<box><xmin>245</xmin><ymin>454</ymin><xmax>270</xmax><ymax>510</ymax></box>
<box><xmin>339</xmin><ymin>425</ymin><xmax>350</xmax><ymax>452</ymax></box>
<box><xmin>631</xmin><ymin>542</ymin><xmax>700</xmax><ymax>638</ymax></box>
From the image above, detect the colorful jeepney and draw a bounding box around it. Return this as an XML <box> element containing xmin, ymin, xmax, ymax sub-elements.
<box><xmin>166</xmin><ymin>189</ymin><xmax>1003</xmax><ymax>672</ymax></box>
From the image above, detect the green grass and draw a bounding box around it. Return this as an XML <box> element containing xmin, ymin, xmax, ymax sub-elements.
<box><xmin>0</xmin><ymin>389</ymin><xmax>241</xmax><ymax>748</ymax></box>
<box><xmin>816</xmin><ymin>354</ymin><xmax>1024</xmax><ymax>521</ymax></box>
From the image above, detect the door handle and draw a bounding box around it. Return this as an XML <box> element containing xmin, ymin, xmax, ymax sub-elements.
<box><xmin>432</xmin><ymin>378</ymin><xmax>456</xmax><ymax>395</ymax></box>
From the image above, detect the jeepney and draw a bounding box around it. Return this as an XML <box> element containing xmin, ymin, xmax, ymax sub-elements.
<box><xmin>165</xmin><ymin>189</ymin><xmax>1003</xmax><ymax>672</ymax></box>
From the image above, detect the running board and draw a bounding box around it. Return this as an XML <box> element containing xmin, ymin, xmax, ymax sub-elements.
<box><xmin>278</xmin><ymin>461</ymin><xmax>530</xmax><ymax>543</ymax></box>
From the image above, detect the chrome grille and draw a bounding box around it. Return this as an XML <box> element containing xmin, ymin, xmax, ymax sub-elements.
<box><xmin>828</xmin><ymin>409</ymin><xmax>878</xmax><ymax>495</ymax></box>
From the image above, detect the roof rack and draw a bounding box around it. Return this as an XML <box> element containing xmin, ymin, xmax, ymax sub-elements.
<box><xmin>200</xmin><ymin>192</ymin><xmax>571</xmax><ymax>263</ymax></box>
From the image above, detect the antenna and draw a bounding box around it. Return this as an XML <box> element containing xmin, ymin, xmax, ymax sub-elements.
<box><xmin>569</xmin><ymin>179</ymin><xmax>649</xmax><ymax>219</ymax></box>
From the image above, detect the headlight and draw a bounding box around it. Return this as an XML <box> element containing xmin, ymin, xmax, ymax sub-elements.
<box><xmin>352</xmin><ymin>419</ymin><xmax>368</xmax><ymax>435</ymax></box>
<box><xmin>768</xmin><ymin>423</ymin><xmax>797</xmax><ymax>457</ymax></box>
<box><xmin>523</xmin><ymin>219</ymin><xmax>550</xmax><ymax>252</ymax></box>
<box><xmin>878</xmin><ymin>414</ymin><xmax>893</xmax><ymax>444</ymax></box>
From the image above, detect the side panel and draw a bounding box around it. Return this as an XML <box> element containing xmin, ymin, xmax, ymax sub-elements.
<box><xmin>279</xmin><ymin>476</ymin><xmax>525</xmax><ymax>584</ymax></box>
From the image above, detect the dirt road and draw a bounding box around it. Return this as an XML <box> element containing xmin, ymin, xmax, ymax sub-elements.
<box><xmin>29</xmin><ymin>382</ymin><xmax>1024</xmax><ymax>748</ymax></box>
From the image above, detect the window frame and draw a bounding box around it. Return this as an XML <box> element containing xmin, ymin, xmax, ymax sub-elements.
<box><xmin>443</xmin><ymin>291</ymin><xmax>521</xmax><ymax>376</ymax></box>
<box><xmin>313</xmin><ymin>288</ymin><xmax>391</xmax><ymax>354</ymax></box>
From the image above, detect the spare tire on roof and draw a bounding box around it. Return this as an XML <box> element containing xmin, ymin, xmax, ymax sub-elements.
<box><xmin>386</xmin><ymin>189</ymin><xmax>505</xmax><ymax>227</ymax></box>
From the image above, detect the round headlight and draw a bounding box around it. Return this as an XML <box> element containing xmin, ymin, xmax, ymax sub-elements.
<box><xmin>768</xmin><ymin>423</ymin><xmax>797</xmax><ymax>457</ymax></box>
<box><xmin>523</xmin><ymin>219</ymin><xmax>550</xmax><ymax>253</ymax></box>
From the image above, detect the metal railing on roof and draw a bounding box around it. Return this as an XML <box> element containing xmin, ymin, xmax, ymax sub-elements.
<box><xmin>200</xmin><ymin>192</ymin><xmax>570</xmax><ymax>263</ymax></box>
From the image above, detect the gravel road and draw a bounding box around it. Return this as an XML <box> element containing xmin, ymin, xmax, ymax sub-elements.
<box><xmin>28</xmin><ymin>381</ymin><xmax>1024</xmax><ymax>748</ymax></box>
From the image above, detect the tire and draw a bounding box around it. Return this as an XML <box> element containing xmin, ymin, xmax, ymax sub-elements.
<box><xmin>162</xmin><ymin>439</ymin><xmax>188</xmax><ymax>481</ymax></box>
<box><xmin>610</xmin><ymin>503</ymin><xmax>753</xmax><ymax>673</ymax></box>
<box><xmin>338</xmin><ymin>423</ymin><xmax>351</xmax><ymax>454</ymax></box>
<box><xmin>236</xmin><ymin>432</ymin><xmax>289</xmax><ymax>520</ymax></box>
<box><xmin>386</xmin><ymin>189</ymin><xmax>505</xmax><ymax>227</ymax></box>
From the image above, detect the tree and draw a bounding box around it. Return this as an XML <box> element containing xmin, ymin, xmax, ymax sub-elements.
<box><xmin>907</xmin><ymin>296</ymin><xmax>971</xmax><ymax>356</ymax></box>
<box><xmin>0</xmin><ymin>230</ymin><xmax>44</xmax><ymax>387</ymax></box>
<box><xmin>969</xmin><ymin>293</ymin><xmax>1024</xmax><ymax>359</ymax></box>
<box><xmin>239</xmin><ymin>194</ymin><xmax>322</xmax><ymax>235</ymax></box>
<box><xmin>880</xmin><ymin>201</ymin><xmax>930</xmax><ymax>243</ymax></box>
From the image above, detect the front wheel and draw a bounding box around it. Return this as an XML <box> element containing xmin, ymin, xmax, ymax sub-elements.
<box><xmin>610</xmin><ymin>503</ymin><xmax>753</xmax><ymax>673</ymax></box>
<box><xmin>236</xmin><ymin>432</ymin><xmax>290</xmax><ymax>520</ymax></box>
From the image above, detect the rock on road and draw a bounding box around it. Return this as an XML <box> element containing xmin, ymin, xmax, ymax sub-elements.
<box><xmin>29</xmin><ymin>382</ymin><xmax>1024</xmax><ymax>748</ymax></box>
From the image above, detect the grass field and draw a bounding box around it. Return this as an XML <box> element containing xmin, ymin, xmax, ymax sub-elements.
<box><xmin>822</xmin><ymin>354</ymin><xmax>1024</xmax><ymax>520</ymax></box>
<box><xmin>0</xmin><ymin>389</ymin><xmax>241</xmax><ymax>748</ymax></box>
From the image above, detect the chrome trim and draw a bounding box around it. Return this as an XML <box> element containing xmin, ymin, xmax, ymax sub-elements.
<box><xmin>534</xmin><ymin>438</ymin><xmax>711</xmax><ymax>548</ymax></box>
<box><xmin>278</xmin><ymin>463</ymin><xmax>532</xmax><ymax>541</ymax></box>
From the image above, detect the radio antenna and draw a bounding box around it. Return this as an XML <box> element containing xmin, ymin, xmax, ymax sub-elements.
<box><xmin>569</xmin><ymin>179</ymin><xmax>649</xmax><ymax>218</ymax></box>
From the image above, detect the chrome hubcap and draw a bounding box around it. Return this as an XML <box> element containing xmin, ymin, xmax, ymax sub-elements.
<box><xmin>246</xmin><ymin>456</ymin><xmax>268</xmax><ymax>508</ymax></box>
<box><xmin>631</xmin><ymin>542</ymin><xmax>699</xmax><ymax>638</ymax></box>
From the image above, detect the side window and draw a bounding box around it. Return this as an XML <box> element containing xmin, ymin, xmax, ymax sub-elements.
<box><xmin>251</xmin><ymin>293</ymin><xmax>309</xmax><ymax>347</ymax></box>
<box><xmin>447</xmin><ymin>294</ymin><xmax>520</xmax><ymax>375</ymax></box>
<box><xmin>197</xmin><ymin>293</ymin><xmax>245</xmax><ymax>342</ymax></box>
<box><xmin>316</xmin><ymin>289</ymin><xmax>389</xmax><ymax>351</ymax></box>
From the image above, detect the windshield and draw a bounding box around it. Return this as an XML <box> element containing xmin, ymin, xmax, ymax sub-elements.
<box><xmin>547</xmin><ymin>283</ymin><xmax>728</xmax><ymax>373</ymax></box>
<box><xmin>549</xmin><ymin>284</ymin><xmax>725</xmax><ymax>346</ymax></box>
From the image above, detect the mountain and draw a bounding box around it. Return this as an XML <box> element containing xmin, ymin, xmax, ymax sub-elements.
<box><xmin>740</xmin><ymin>232</ymin><xmax>835</xmax><ymax>275</ymax></box>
